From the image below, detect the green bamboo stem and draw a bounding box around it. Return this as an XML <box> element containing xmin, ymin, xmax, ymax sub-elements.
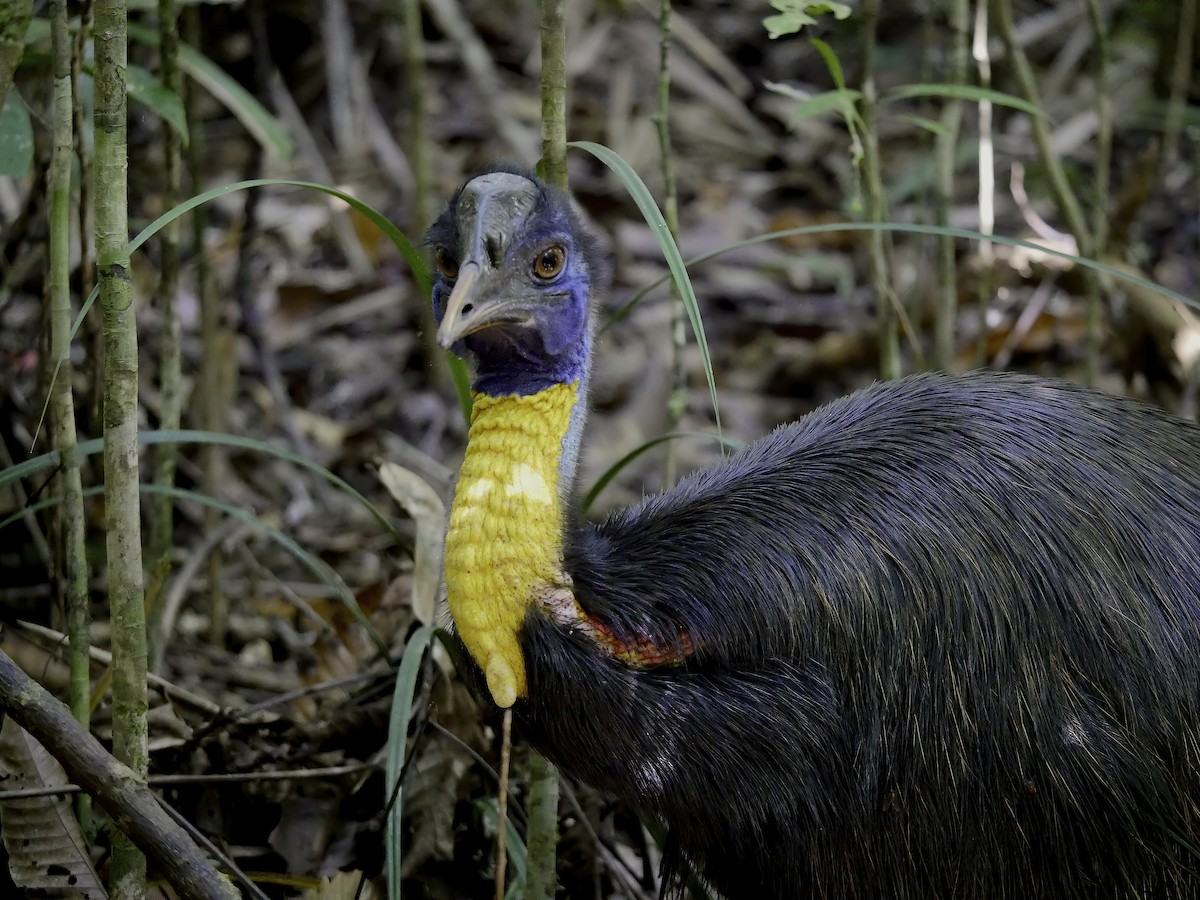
<box><xmin>1084</xmin><ymin>0</ymin><xmax>1112</xmax><ymax>385</ymax></box>
<box><xmin>95</xmin><ymin>0</ymin><xmax>149</xmax><ymax>894</ymax></box>
<box><xmin>1163</xmin><ymin>0</ymin><xmax>1197</xmax><ymax>165</ymax></box>
<box><xmin>858</xmin><ymin>0</ymin><xmax>899</xmax><ymax>380</ymax></box>
<box><xmin>401</xmin><ymin>0</ymin><xmax>450</xmax><ymax>389</ymax></box>
<box><xmin>655</xmin><ymin>0</ymin><xmax>686</xmax><ymax>487</ymax></box>
<box><xmin>182</xmin><ymin>6</ymin><xmax>227</xmax><ymax>650</ymax></box>
<box><xmin>934</xmin><ymin>0</ymin><xmax>969</xmax><ymax>371</ymax></box>
<box><xmin>992</xmin><ymin>0</ymin><xmax>1099</xmax><ymax>380</ymax></box>
<box><xmin>539</xmin><ymin>0</ymin><xmax>567</xmax><ymax>191</ymax></box>
<box><xmin>149</xmin><ymin>0</ymin><xmax>184</xmax><ymax>567</ymax></box>
<box><xmin>49</xmin><ymin>0</ymin><xmax>92</xmax><ymax>834</ymax></box>
<box><xmin>991</xmin><ymin>0</ymin><xmax>1090</xmax><ymax>252</ymax></box>
<box><xmin>74</xmin><ymin>2</ymin><xmax>101</xmax><ymax>432</ymax></box>
<box><xmin>523</xmin><ymin>4</ymin><xmax>568</xmax><ymax>897</ymax></box>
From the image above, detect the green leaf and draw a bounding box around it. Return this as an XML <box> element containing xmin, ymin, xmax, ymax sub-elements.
<box><xmin>884</xmin><ymin>83</ymin><xmax>1046</xmax><ymax>119</ymax></box>
<box><xmin>788</xmin><ymin>88</ymin><xmax>864</xmax><ymax>122</ymax></box>
<box><xmin>125</xmin><ymin>64</ymin><xmax>189</xmax><ymax>145</ymax></box>
<box><xmin>477</xmin><ymin>797</ymin><xmax>528</xmax><ymax>900</ymax></box>
<box><xmin>127</xmin><ymin>22</ymin><xmax>292</xmax><ymax>160</ymax></box>
<box><xmin>80</xmin><ymin>62</ymin><xmax>189</xmax><ymax>145</ymax></box>
<box><xmin>385</xmin><ymin>625</ymin><xmax>438</xmax><ymax>900</ymax></box>
<box><xmin>810</xmin><ymin>38</ymin><xmax>848</xmax><ymax>90</ymax></box>
<box><xmin>604</xmin><ymin>217</ymin><xmax>1200</xmax><ymax>328</ymax></box>
<box><xmin>763</xmin><ymin>0</ymin><xmax>851</xmax><ymax>39</ymax></box>
<box><xmin>607</xmin><ymin>221</ymin><xmax>1200</xmax><ymax>320</ymax></box>
<box><xmin>567</xmin><ymin>140</ymin><xmax>722</xmax><ymax>437</ymax></box>
<box><xmin>0</xmin><ymin>91</ymin><xmax>33</xmax><ymax>178</ymax></box>
<box><xmin>38</xmin><ymin>178</ymin><xmax>434</xmax><ymax>441</ymax></box>
<box><xmin>1</xmin><ymin>427</ymin><xmax>402</xmax><ymax>546</ymax></box>
<box><xmin>893</xmin><ymin>113</ymin><xmax>954</xmax><ymax>137</ymax></box>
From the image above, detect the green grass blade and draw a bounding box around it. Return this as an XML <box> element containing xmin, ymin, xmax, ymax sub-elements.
<box><xmin>0</xmin><ymin>429</ymin><xmax>402</xmax><ymax>545</ymax></box>
<box><xmin>0</xmin><ymin>484</ymin><xmax>105</xmax><ymax>532</ymax></box>
<box><xmin>892</xmin><ymin>114</ymin><xmax>954</xmax><ymax>138</ymax></box>
<box><xmin>385</xmin><ymin>625</ymin><xmax>438</xmax><ymax>900</ymax></box>
<box><xmin>810</xmin><ymin>38</ymin><xmax>847</xmax><ymax>90</ymax></box>
<box><xmin>146</xmin><ymin>485</ymin><xmax>389</xmax><ymax>656</ymax></box>
<box><xmin>785</xmin><ymin>88</ymin><xmax>864</xmax><ymax>122</ymax></box>
<box><xmin>884</xmin><ymin>83</ymin><xmax>1046</xmax><ymax>118</ymax></box>
<box><xmin>567</xmin><ymin>140</ymin><xmax>722</xmax><ymax>435</ymax></box>
<box><xmin>476</xmin><ymin>798</ymin><xmax>528</xmax><ymax>900</ymax></box>
<box><xmin>0</xmin><ymin>483</ymin><xmax>388</xmax><ymax>656</ymax></box>
<box><xmin>580</xmin><ymin>432</ymin><xmax>744</xmax><ymax>515</ymax></box>
<box><xmin>40</xmin><ymin>178</ymin><xmax>434</xmax><ymax>442</ymax></box>
<box><xmin>604</xmin><ymin>221</ymin><xmax>1200</xmax><ymax>324</ymax></box>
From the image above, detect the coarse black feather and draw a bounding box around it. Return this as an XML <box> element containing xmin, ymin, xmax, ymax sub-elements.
<box><xmin>474</xmin><ymin>370</ymin><xmax>1200</xmax><ymax>899</ymax></box>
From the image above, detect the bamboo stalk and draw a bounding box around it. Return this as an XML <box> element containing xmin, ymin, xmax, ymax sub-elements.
<box><xmin>48</xmin><ymin>0</ymin><xmax>92</xmax><ymax>834</ymax></box>
<box><xmin>972</xmin><ymin>0</ymin><xmax>995</xmax><ymax>366</ymax></box>
<box><xmin>73</xmin><ymin>1</ymin><xmax>101</xmax><ymax>430</ymax></box>
<box><xmin>934</xmin><ymin>0</ymin><xmax>969</xmax><ymax>371</ymax></box>
<box><xmin>858</xmin><ymin>0</ymin><xmax>899</xmax><ymax>379</ymax></box>
<box><xmin>522</xmin><ymin>5</ymin><xmax>568</xmax><ymax>896</ymax></box>
<box><xmin>1163</xmin><ymin>0</ymin><xmax>1197</xmax><ymax>165</ymax></box>
<box><xmin>1084</xmin><ymin>0</ymin><xmax>1112</xmax><ymax>385</ymax></box>
<box><xmin>992</xmin><ymin>0</ymin><xmax>1101</xmax><ymax>381</ymax></box>
<box><xmin>400</xmin><ymin>0</ymin><xmax>451</xmax><ymax>389</ymax></box>
<box><xmin>540</xmin><ymin>0</ymin><xmax>568</xmax><ymax>191</ymax></box>
<box><xmin>94</xmin><ymin>0</ymin><xmax>149</xmax><ymax>893</ymax></box>
<box><xmin>655</xmin><ymin>0</ymin><xmax>686</xmax><ymax>487</ymax></box>
<box><xmin>149</xmin><ymin>0</ymin><xmax>184</xmax><ymax>567</ymax></box>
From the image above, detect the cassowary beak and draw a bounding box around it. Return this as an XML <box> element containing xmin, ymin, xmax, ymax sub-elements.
<box><xmin>436</xmin><ymin>263</ymin><xmax>482</xmax><ymax>348</ymax></box>
<box><xmin>436</xmin><ymin>264</ymin><xmax>539</xmax><ymax>349</ymax></box>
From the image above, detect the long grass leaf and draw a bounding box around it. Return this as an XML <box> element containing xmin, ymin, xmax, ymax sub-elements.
<box><xmin>567</xmin><ymin>141</ymin><xmax>722</xmax><ymax>434</ymax></box>
<box><xmin>885</xmin><ymin>83</ymin><xmax>1046</xmax><ymax>118</ymax></box>
<box><xmin>385</xmin><ymin>625</ymin><xmax>438</xmax><ymax>900</ymax></box>
<box><xmin>39</xmin><ymin>178</ymin><xmax>434</xmax><ymax>445</ymax></box>
<box><xmin>0</xmin><ymin>429</ymin><xmax>402</xmax><ymax>545</ymax></box>
<box><xmin>0</xmin><ymin>484</ymin><xmax>388</xmax><ymax>656</ymax></box>
<box><xmin>581</xmin><ymin>432</ymin><xmax>744</xmax><ymax>515</ymax></box>
<box><xmin>604</xmin><ymin>221</ymin><xmax>1200</xmax><ymax>328</ymax></box>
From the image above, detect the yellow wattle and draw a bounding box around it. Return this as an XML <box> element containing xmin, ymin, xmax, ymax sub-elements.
<box><xmin>444</xmin><ymin>382</ymin><xmax>579</xmax><ymax>708</ymax></box>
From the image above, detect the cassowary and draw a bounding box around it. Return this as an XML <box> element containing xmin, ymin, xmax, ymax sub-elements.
<box><xmin>427</xmin><ymin>165</ymin><xmax>1200</xmax><ymax>899</ymax></box>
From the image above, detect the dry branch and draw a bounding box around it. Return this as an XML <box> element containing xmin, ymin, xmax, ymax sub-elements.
<box><xmin>0</xmin><ymin>648</ymin><xmax>238</xmax><ymax>900</ymax></box>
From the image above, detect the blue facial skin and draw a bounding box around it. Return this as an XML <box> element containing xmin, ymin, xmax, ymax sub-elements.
<box><xmin>427</xmin><ymin>167</ymin><xmax>606</xmax><ymax>398</ymax></box>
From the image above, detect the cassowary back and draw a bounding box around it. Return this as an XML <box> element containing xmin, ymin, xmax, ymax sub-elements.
<box><xmin>513</xmin><ymin>372</ymin><xmax>1200</xmax><ymax>899</ymax></box>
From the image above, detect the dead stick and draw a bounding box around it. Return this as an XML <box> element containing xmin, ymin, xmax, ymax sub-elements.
<box><xmin>0</xmin><ymin>648</ymin><xmax>239</xmax><ymax>900</ymax></box>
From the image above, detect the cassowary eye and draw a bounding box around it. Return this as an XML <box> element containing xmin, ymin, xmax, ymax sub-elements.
<box><xmin>435</xmin><ymin>248</ymin><xmax>459</xmax><ymax>279</ymax></box>
<box><xmin>532</xmin><ymin>245</ymin><xmax>566</xmax><ymax>281</ymax></box>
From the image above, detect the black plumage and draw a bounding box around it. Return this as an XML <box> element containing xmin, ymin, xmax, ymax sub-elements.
<box><xmin>523</xmin><ymin>373</ymin><xmax>1200</xmax><ymax>899</ymax></box>
<box><xmin>430</xmin><ymin>167</ymin><xmax>1200</xmax><ymax>899</ymax></box>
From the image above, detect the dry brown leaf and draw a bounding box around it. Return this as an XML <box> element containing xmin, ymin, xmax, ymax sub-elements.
<box><xmin>378</xmin><ymin>462</ymin><xmax>446</xmax><ymax>626</ymax></box>
<box><xmin>0</xmin><ymin>718</ymin><xmax>106</xmax><ymax>898</ymax></box>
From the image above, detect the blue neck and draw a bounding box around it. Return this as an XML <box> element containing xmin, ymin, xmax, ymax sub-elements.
<box><xmin>469</xmin><ymin>334</ymin><xmax>592</xmax><ymax>398</ymax></box>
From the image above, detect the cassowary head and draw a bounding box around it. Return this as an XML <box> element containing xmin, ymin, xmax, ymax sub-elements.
<box><xmin>426</xmin><ymin>166</ymin><xmax>608</xmax><ymax>396</ymax></box>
